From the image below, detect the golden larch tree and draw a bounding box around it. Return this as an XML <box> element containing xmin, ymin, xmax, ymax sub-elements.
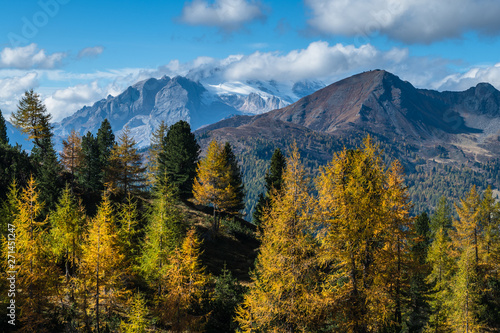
<box><xmin>8</xmin><ymin>175</ymin><xmax>59</xmax><ymax>332</ymax></box>
<box><xmin>107</xmin><ymin>127</ymin><xmax>147</xmax><ymax>197</ymax></box>
<box><xmin>316</xmin><ymin>137</ymin><xmax>412</xmax><ymax>332</ymax></box>
<box><xmin>192</xmin><ymin>139</ymin><xmax>238</xmax><ymax>232</ymax></box>
<box><xmin>60</xmin><ymin>129</ymin><xmax>83</xmax><ymax>177</ymax></box>
<box><xmin>50</xmin><ymin>184</ymin><xmax>86</xmax><ymax>285</ymax></box>
<box><xmin>237</xmin><ymin>145</ymin><xmax>325</xmax><ymax>332</ymax></box>
<box><xmin>79</xmin><ymin>192</ymin><xmax>125</xmax><ymax>332</ymax></box>
<box><xmin>160</xmin><ymin>227</ymin><xmax>208</xmax><ymax>332</ymax></box>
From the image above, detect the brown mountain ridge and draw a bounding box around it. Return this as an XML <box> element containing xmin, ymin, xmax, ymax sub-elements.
<box><xmin>195</xmin><ymin>69</ymin><xmax>500</xmax><ymax>216</ymax></box>
<box><xmin>197</xmin><ymin>70</ymin><xmax>500</xmax><ymax>163</ymax></box>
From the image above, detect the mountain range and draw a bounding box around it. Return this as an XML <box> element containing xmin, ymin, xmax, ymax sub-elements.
<box><xmin>194</xmin><ymin>70</ymin><xmax>500</xmax><ymax>216</ymax></box>
<box><xmin>53</xmin><ymin>75</ymin><xmax>324</xmax><ymax>147</ymax></box>
<box><xmin>8</xmin><ymin>69</ymin><xmax>500</xmax><ymax>216</ymax></box>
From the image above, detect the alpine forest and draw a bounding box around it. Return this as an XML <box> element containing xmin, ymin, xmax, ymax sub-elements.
<box><xmin>1</xmin><ymin>89</ymin><xmax>500</xmax><ymax>333</ymax></box>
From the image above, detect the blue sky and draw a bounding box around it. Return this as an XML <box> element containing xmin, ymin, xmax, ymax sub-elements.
<box><xmin>2</xmin><ymin>0</ymin><xmax>500</xmax><ymax>121</ymax></box>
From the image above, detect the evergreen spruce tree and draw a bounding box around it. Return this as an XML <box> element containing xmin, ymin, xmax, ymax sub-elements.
<box><xmin>77</xmin><ymin>132</ymin><xmax>102</xmax><ymax>215</ymax></box>
<box><xmin>205</xmin><ymin>267</ymin><xmax>245</xmax><ymax>333</ymax></box>
<box><xmin>237</xmin><ymin>145</ymin><xmax>325</xmax><ymax>332</ymax></box>
<box><xmin>0</xmin><ymin>109</ymin><xmax>8</xmax><ymax>144</ymax></box>
<box><xmin>157</xmin><ymin>120</ymin><xmax>200</xmax><ymax>199</ymax></box>
<box><xmin>0</xmin><ymin>140</ymin><xmax>33</xmax><ymax>201</ymax></box>
<box><xmin>96</xmin><ymin>118</ymin><xmax>115</xmax><ymax>186</ymax></box>
<box><xmin>252</xmin><ymin>148</ymin><xmax>286</xmax><ymax>225</ymax></box>
<box><xmin>221</xmin><ymin>142</ymin><xmax>245</xmax><ymax>215</ymax></box>
<box><xmin>407</xmin><ymin>212</ymin><xmax>432</xmax><ymax>332</ymax></box>
<box><xmin>148</xmin><ymin>120</ymin><xmax>168</xmax><ymax>185</ymax></box>
<box><xmin>35</xmin><ymin>140</ymin><xmax>63</xmax><ymax>212</ymax></box>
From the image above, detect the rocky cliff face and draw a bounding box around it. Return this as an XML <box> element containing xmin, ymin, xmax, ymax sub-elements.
<box><xmin>54</xmin><ymin>75</ymin><xmax>315</xmax><ymax>147</ymax></box>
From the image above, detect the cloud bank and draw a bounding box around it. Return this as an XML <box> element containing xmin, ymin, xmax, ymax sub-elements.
<box><xmin>305</xmin><ymin>0</ymin><xmax>500</xmax><ymax>44</ymax></box>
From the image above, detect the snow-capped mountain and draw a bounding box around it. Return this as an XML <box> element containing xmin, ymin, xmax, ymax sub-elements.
<box><xmin>54</xmin><ymin>75</ymin><xmax>324</xmax><ymax>147</ymax></box>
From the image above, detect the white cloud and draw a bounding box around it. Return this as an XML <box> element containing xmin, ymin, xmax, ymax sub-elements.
<box><xmin>0</xmin><ymin>44</ymin><xmax>66</xmax><ymax>69</ymax></box>
<box><xmin>434</xmin><ymin>64</ymin><xmax>500</xmax><ymax>91</ymax></box>
<box><xmin>180</xmin><ymin>0</ymin><xmax>265</xmax><ymax>30</ymax></box>
<box><xmin>0</xmin><ymin>72</ymin><xmax>39</xmax><ymax>116</ymax></box>
<box><xmin>305</xmin><ymin>0</ymin><xmax>500</xmax><ymax>44</ymax></box>
<box><xmin>77</xmin><ymin>46</ymin><xmax>105</xmax><ymax>59</ymax></box>
<box><xmin>224</xmin><ymin>41</ymin><xmax>388</xmax><ymax>82</ymax></box>
<box><xmin>43</xmin><ymin>81</ymin><xmax>110</xmax><ymax>121</ymax></box>
<box><xmin>0</xmin><ymin>41</ymin><xmax>491</xmax><ymax>123</ymax></box>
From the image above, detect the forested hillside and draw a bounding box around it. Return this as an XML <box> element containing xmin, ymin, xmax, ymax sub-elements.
<box><xmin>0</xmin><ymin>91</ymin><xmax>499</xmax><ymax>332</ymax></box>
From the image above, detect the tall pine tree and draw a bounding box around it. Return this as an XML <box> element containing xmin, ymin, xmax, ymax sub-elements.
<box><xmin>252</xmin><ymin>148</ymin><xmax>286</xmax><ymax>225</ymax></box>
<box><xmin>221</xmin><ymin>142</ymin><xmax>245</xmax><ymax>215</ymax></box>
<box><xmin>10</xmin><ymin>89</ymin><xmax>53</xmax><ymax>153</ymax></box>
<box><xmin>0</xmin><ymin>109</ymin><xmax>8</xmax><ymax>144</ymax></box>
<box><xmin>157</xmin><ymin>120</ymin><xmax>200</xmax><ymax>199</ymax></box>
<box><xmin>96</xmin><ymin>118</ymin><xmax>115</xmax><ymax>187</ymax></box>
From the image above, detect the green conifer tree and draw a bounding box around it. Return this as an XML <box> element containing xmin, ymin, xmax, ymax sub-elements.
<box><xmin>0</xmin><ymin>109</ymin><xmax>8</xmax><ymax>144</ymax></box>
<box><xmin>157</xmin><ymin>120</ymin><xmax>200</xmax><ymax>199</ymax></box>
<box><xmin>10</xmin><ymin>90</ymin><xmax>52</xmax><ymax>153</ymax></box>
<box><xmin>221</xmin><ymin>142</ymin><xmax>245</xmax><ymax>215</ymax></box>
<box><xmin>252</xmin><ymin>148</ymin><xmax>286</xmax><ymax>225</ymax></box>
<box><xmin>96</xmin><ymin>118</ymin><xmax>115</xmax><ymax>186</ymax></box>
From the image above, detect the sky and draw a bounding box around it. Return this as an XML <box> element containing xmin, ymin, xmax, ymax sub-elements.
<box><xmin>2</xmin><ymin>0</ymin><xmax>500</xmax><ymax>121</ymax></box>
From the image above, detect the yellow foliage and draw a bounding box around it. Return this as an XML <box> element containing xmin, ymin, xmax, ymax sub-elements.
<box><xmin>160</xmin><ymin>227</ymin><xmax>208</xmax><ymax>332</ymax></box>
<box><xmin>237</xmin><ymin>144</ymin><xmax>326</xmax><ymax>332</ymax></box>
<box><xmin>193</xmin><ymin>139</ymin><xmax>238</xmax><ymax>231</ymax></box>
<box><xmin>316</xmin><ymin>137</ymin><xmax>413</xmax><ymax>332</ymax></box>
<box><xmin>60</xmin><ymin>129</ymin><xmax>83</xmax><ymax>176</ymax></box>
<box><xmin>79</xmin><ymin>192</ymin><xmax>126</xmax><ymax>331</ymax></box>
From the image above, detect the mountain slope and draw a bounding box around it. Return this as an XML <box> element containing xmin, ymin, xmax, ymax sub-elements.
<box><xmin>199</xmin><ymin>70</ymin><xmax>499</xmax><ymax>160</ymax></box>
<box><xmin>195</xmin><ymin>70</ymin><xmax>500</xmax><ymax>217</ymax></box>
